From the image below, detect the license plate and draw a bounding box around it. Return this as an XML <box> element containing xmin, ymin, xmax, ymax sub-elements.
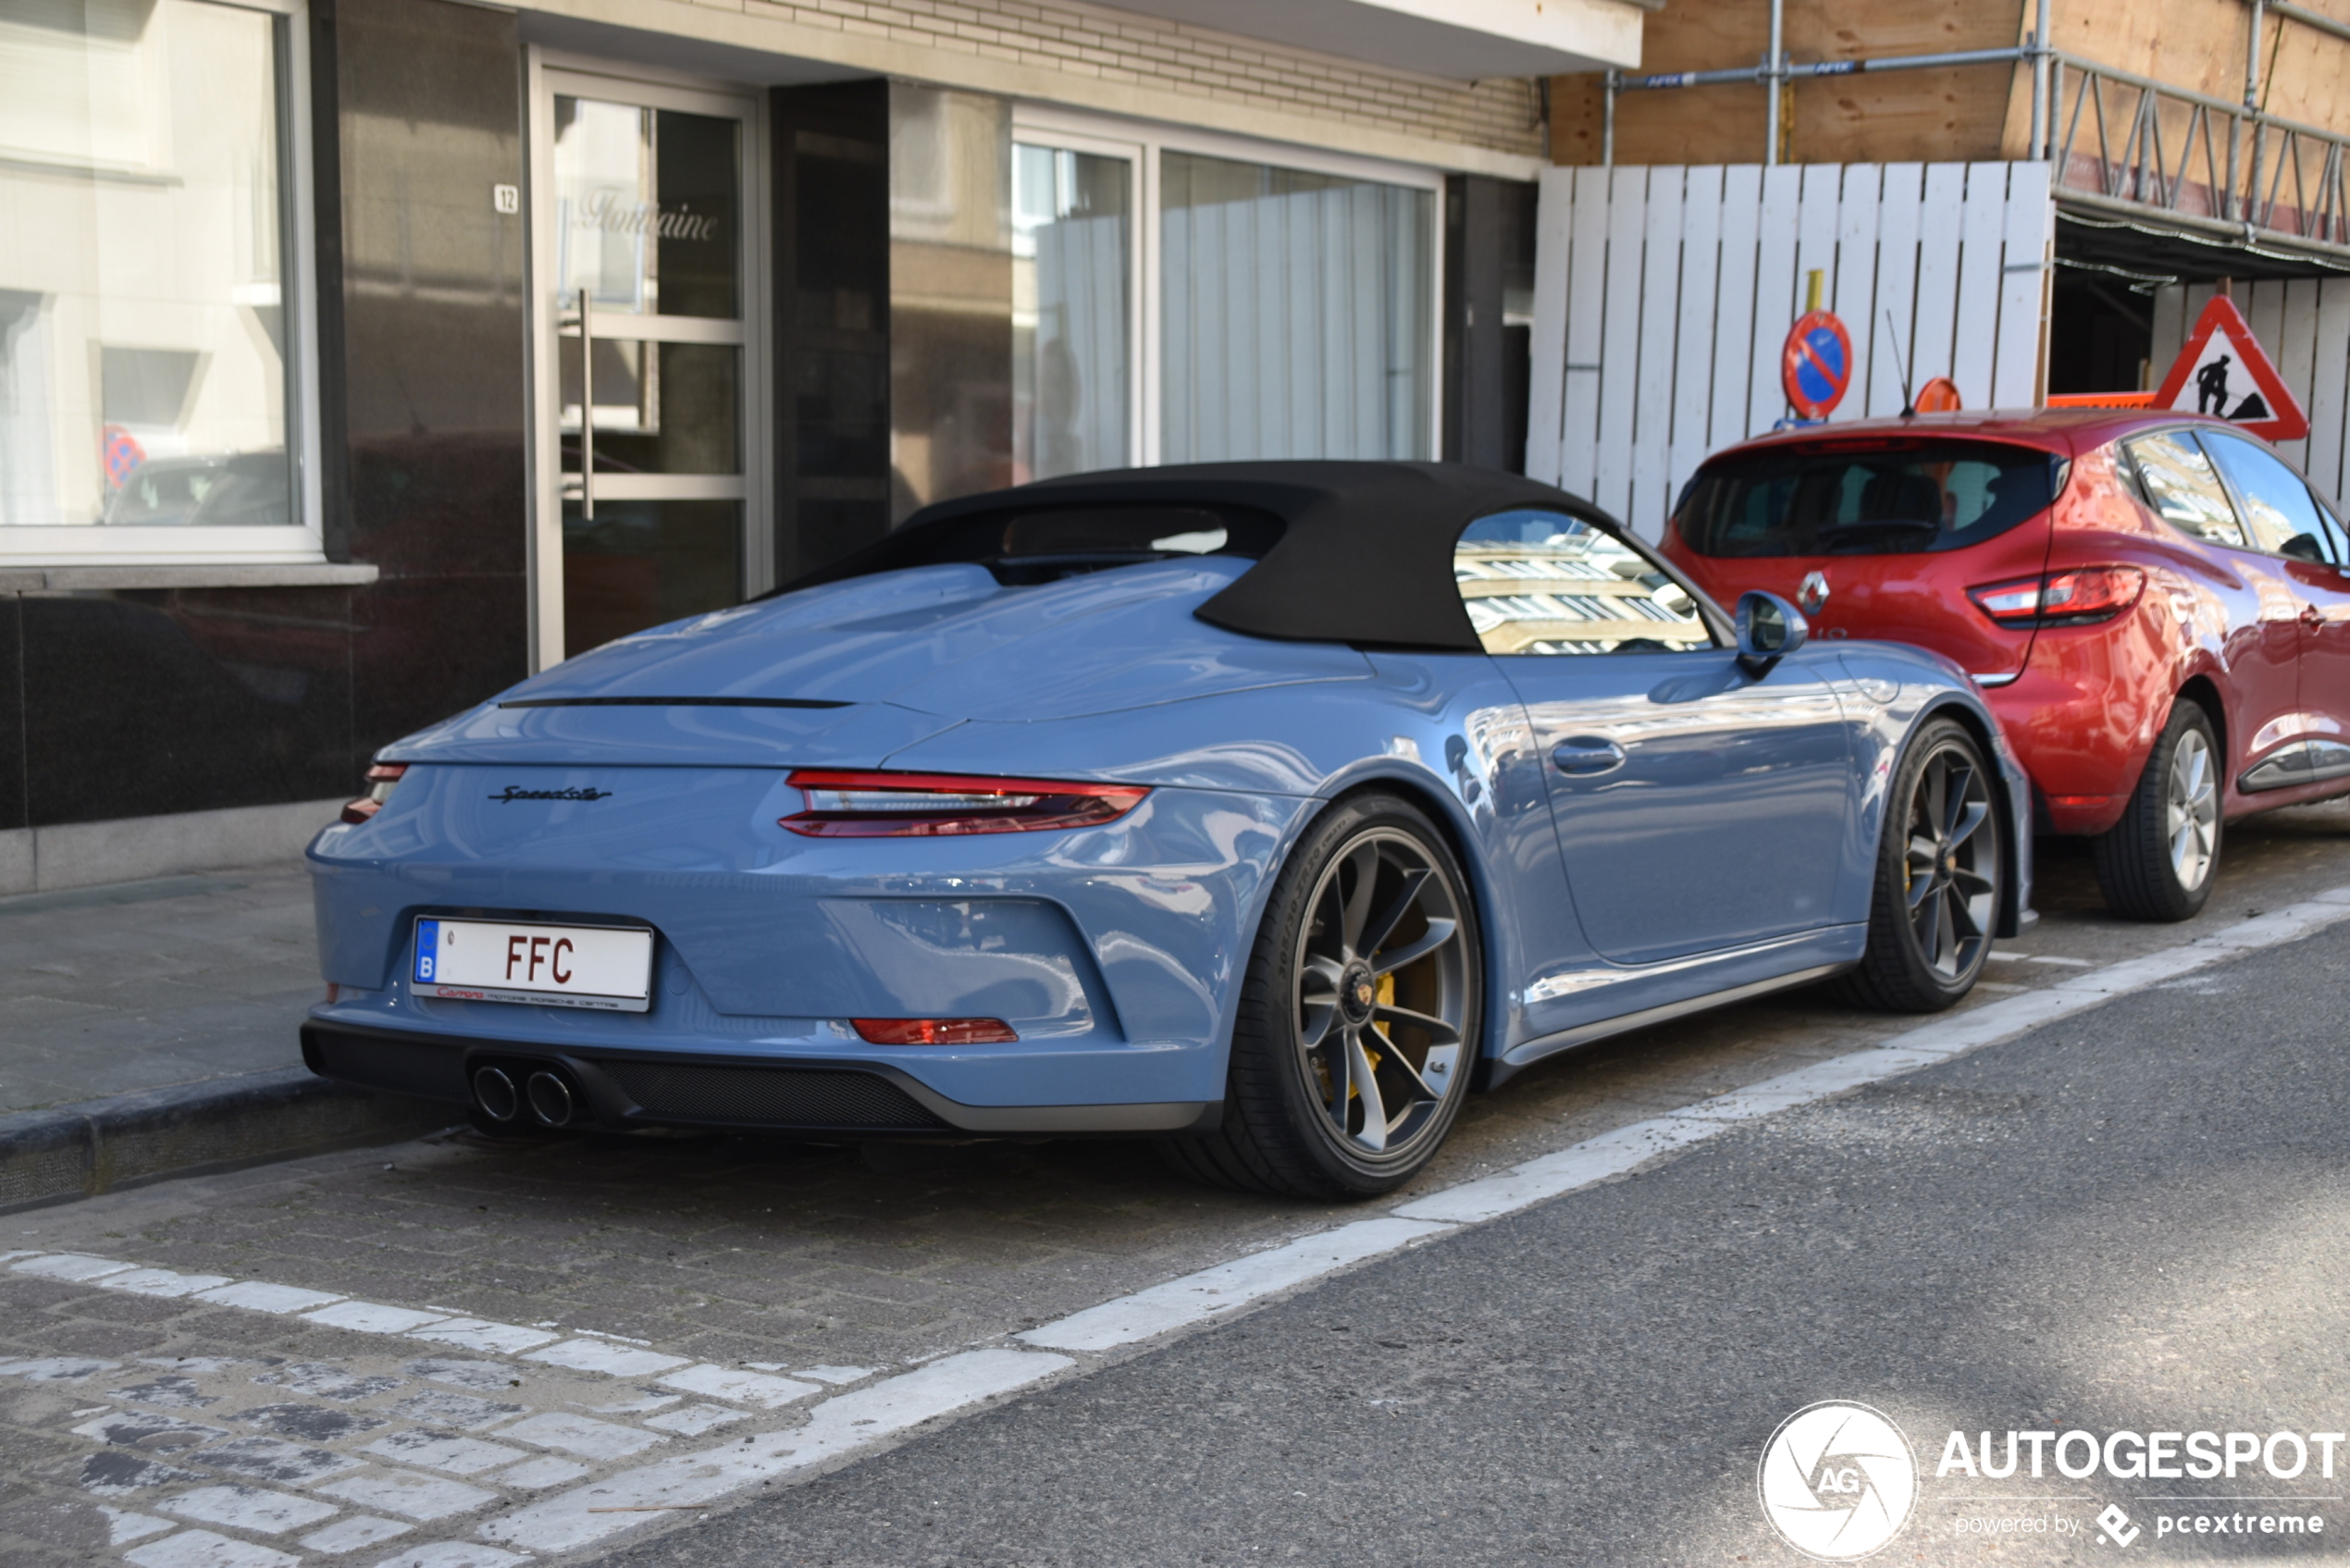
<box><xmin>411</xmin><ymin>918</ymin><xmax>654</xmax><ymax>1012</ymax></box>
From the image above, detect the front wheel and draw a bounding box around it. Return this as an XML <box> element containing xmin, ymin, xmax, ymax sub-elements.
<box><xmin>1160</xmin><ymin>794</ymin><xmax>1482</xmax><ymax>1200</ymax></box>
<box><xmin>2092</xmin><ymin>701</ymin><xmax>2220</xmax><ymax>922</ymax></box>
<box><xmin>1837</xmin><ymin>718</ymin><xmax>2003</xmax><ymax>1013</ymax></box>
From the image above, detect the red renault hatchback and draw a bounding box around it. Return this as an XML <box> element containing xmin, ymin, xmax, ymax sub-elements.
<box><xmin>1662</xmin><ymin>410</ymin><xmax>2350</xmax><ymax>920</ymax></box>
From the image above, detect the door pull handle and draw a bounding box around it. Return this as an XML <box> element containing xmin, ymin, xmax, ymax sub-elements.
<box><xmin>1552</xmin><ymin>738</ymin><xmax>1627</xmax><ymax>775</ymax></box>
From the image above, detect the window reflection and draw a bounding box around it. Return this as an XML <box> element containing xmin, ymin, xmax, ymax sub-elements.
<box><xmin>1012</xmin><ymin>143</ymin><xmax>1130</xmax><ymax>481</ymax></box>
<box><xmin>0</xmin><ymin>0</ymin><xmax>293</xmax><ymax>534</ymax></box>
<box><xmin>1456</xmin><ymin>509</ymin><xmax>1711</xmax><ymax>655</ymax></box>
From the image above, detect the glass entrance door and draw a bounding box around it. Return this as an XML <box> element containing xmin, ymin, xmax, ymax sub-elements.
<box><xmin>529</xmin><ymin>67</ymin><xmax>764</xmax><ymax>665</ymax></box>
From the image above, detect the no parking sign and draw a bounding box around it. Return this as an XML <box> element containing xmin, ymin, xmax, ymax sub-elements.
<box><xmin>1782</xmin><ymin>310</ymin><xmax>1853</xmax><ymax>420</ymax></box>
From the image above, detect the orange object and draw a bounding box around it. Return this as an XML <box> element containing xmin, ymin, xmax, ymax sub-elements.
<box><xmin>1912</xmin><ymin>377</ymin><xmax>1962</xmax><ymax>413</ymax></box>
<box><xmin>2046</xmin><ymin>391</ymin><xmax>2157</xmax><ymax>409</ymax></box>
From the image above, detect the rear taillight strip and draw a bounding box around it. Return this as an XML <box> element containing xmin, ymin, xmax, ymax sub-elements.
<box><xmin>1967</xmin><ymin>566</ymin><xmax>2146</xmax><ymax>629</ymax></box>
<box><xmin>780</xmin><ymin>769</ymin><xmax>1149</xmax><ymax>838</ymax></box>
<box><xmin>340</xmin><ymin>763</ymin><xmax>407</xmax><ymax>825</ymax></box>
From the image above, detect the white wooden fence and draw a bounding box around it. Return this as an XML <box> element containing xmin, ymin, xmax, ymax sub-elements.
<box><xmin>1527</xmin><ymin>162</ymin><xmax>2055</xmax><ymax>538</ymax></box>
<box><xmin>2151</xmin><ymin>279</ymin><xmax>2350</xmax><ymax>503</ymax></box>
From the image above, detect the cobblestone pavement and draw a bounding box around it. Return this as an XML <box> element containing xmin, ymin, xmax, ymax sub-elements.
<box><xmin>0</xmin><ymin>867</ymin><xmax>320</xmax><ymax>1115</ymax></box>
<box><xmin>0</xmin><ymin>805</ymin><xmax>2346</xmax><ymax>1568</ymax></box>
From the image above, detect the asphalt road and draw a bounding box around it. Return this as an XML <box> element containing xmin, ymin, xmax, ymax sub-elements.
<box><xmin>599</xmin><ymin>921</ymin><xmax>2350</xmax><ymax>1568</ymax></box>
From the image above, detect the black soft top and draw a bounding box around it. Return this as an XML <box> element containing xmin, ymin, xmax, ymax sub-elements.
<box><xmin>785</xmin><ymin>461</ymin><xmax>1626</xmax><ymax>653</ymax></box>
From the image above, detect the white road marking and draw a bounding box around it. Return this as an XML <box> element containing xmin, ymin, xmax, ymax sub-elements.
<box><xmin>21</xmin><ymin>886</ymin><xmax>2350</xmax><ymax>1566</ymax></box>
<box><xmin>192</xmin><ymin>1282</ymin><xmax>344</xmax><ymax>1315</ymax></box>
<box><xmin>522</xmin><ymin>1338</ymin><xmax>689</xmax><ymax>1378</ymax></box>
<box><xmin>302</xmin><ymin>1302</ymin><xmax>451</xmax><ymax>1335</ymax></box>
<box><xmin>497</xmin><ymin>1410</ymin><xmax>669</xmax><ymax>1461</ymax></box>
<box><xmin>296</xmin><ymin>1514</ymin><xmax>411</xmax><ymax>1553</ymax></box>
<box><xmin>476</xmin><ymin>1348</ymin><xmax>1074</xmax><ymax>1553</ymax></box>
<box><xmin>124</xmin><ymin>1528</ymin><xmax>297</xmax><ymax>1568</ymax></box>
<box><xmin>654</xmin><ymin>1364</ymin><xmax>821</xmax><ymax>1407</ymax></box>
<box><xmin>156</xmin><ymin>1483</ymin><xmax>338</xmax><ymax>1535</ymax></box>
<box><xmin>403</xmin><ymin>1319</ymin><xmax>558</xmax><ymax>1356</ymax></box>
<box><xmin>1018</xmin><ymin>1217</ymin><xmax>1453</xmax><ymax>1353</ymax></box>
<box><xmin>311</xmin><ymin>1466</ymin><xmax>499</xmax><ymax>1521</ymax></box>
<box><xmin>15</xmin><ymin>1253</ymin><xmax>139</xmax><ymax>1281</ymax></box>
<box><xmin>103</xmin><ymin>1269</ymin><xmax>236</xmax><ymax>1298</ymax></box>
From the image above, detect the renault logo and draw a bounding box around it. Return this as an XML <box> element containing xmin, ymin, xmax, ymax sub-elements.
<box><xmin>1798</xmin><ymin>571</ymin><xmax>1831</xmax><ymax>617</ymax></box>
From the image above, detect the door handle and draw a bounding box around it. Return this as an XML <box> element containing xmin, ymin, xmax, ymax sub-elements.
<box><xmin>1552</xmin><ymin>737</ymin><xmax>1627</xmax><ymax>775</ymax></box>
<box><xmin>2302</xmin><ymin>603</ymin><xmax>2324</xmax><ymax>628</ymax></box>
<box><xmin>561</xmin><ymin>287</ymin><xmax>595</xmax><ymax>521</ymax></box>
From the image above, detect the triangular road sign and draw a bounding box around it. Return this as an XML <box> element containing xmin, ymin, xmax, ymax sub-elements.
<box><xmin>2151</xmin><ymin>295</ymin><xmax>2309</xmax><ymax>442</ymax></box>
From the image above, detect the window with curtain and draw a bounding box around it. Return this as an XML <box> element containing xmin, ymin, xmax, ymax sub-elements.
<box><xmin>1159</xmin><ymin>151</ymin><xmax>1432</xmax><ymax>464</ymax></box>
<box><xmin>1011</xmin><ymin>142</ymin><xmax>1131</xmax><ymax>482</ymax></box>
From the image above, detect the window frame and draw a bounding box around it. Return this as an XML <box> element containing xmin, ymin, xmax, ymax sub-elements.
<box><xmin>1009</xmin><ymin>104</ymin><xmax>1446</xmax><ymax>468</ymax></box>
<box><xmin>0</xmin><ymin>0</ymin><xmax>326</xmax><ymax>568</ymax></box>
<box><xmin>2195</xmin><ymin>426</ymin><xmax>2336</xmax><ymax>562</ymax></box>
<box><xmin>2119</xmin><ymin>427</ymin><xmax>2251</xmax><ymax>553</ymax></box>
<box><xmin>1455</xmin><ymin>504</ymin><xmax>1729</xmax><ymax>658</ymax></box>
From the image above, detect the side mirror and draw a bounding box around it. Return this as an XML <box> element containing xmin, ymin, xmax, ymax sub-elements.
<box><xmin>1735</xmin><ymin>590</ymin><xmax>1809</xmax><ymax>677</ymax></box>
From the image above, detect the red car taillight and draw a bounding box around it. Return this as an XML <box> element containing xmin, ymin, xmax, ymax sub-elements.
<box><xmin>778</xmin><ymin>770</ymin><xmax>1149</xmax><ymax>837</ymax></box>
<box><xmin>340</xmin><ymin>763</ymin><xmax>407</xmax><ymax>824</ymax></box>
<box><xmin>1967</xmin><ymin>566</ymin><xmax>2146</xmax><ymax>628</ymax></box>
<box><xmin>852</xmin><ymin>1018</ymin><xmax>1020</xmax><ymax>1045</ymax></box>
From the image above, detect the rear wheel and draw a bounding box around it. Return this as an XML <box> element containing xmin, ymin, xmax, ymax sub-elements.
<box><xmin>1160</xmin><ymin>794</ymin><xmax>1480</xmax><ymax>1200</ymax></box>
<box><xmin>1837</xmin><ymin>719</ymin><xmax>2002</xmax><ymax>1013</ymax></box>
<box><xmin>2092</xmin><ymin>701</ymin><xmax>2220</xmax><ymax>922</ymax></box>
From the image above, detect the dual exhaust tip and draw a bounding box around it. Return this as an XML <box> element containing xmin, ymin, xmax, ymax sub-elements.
<box><xmin>473</xmin><ymin>1064</ymin><xmax>578</xmax><ymax>1129</ymax></box>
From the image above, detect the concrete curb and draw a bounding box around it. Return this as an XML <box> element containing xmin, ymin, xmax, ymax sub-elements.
<box><xmin>0</xmin><ymin>1068</ymin><xmax>454</xmax><ymax>1215</ymax></box>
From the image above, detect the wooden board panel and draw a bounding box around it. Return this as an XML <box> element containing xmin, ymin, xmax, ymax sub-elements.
<box><xmin>1559</xmin><ymin>168</ymin><xmax>1612</xmax><ymax>500</ymax></box>
<box><xmin>1951</xmin><ymin>163</ymin><xmax>2010</xmax><ymax>407</ymax></box>
<box><xmin>1829</xmin><ymin>164</ymin><xmax>1881</xmax><ymax>423</ymax></box>
<box><xmin>1748</xmin><ymin>165</ymin><xmax>1804</xmax><ymax>438</ymax></box>
<box><xmin>1630</xmin><ymin>170</ymin><xmax>1686</xmax><ymax>538</ymax></box>
<box><xmin>1994</xmin><ymin>160</ymin><xmax>2053</xmax><ymax>409</ymax></box>
<box><xmin>1592</xmin><ymin>169</ymin><xmax>1650</xmax><ymax>518</ymax></box>
<box><xmin>1866</xmin><ymin>165</ymin><xmax>1926</xmax><ymax>417</ymax></box>
<box><xmin>1526</xmin><ymin>166</ymin><xmax>1576</xmax><ymax>487</ymax></box>
<box><xmin>1710</xmin><ymin>165</ymin><xmax>1765</xmax><ymax>461</ymax></box>
<box><xmin>1911</xmin><ymin>164</ymin><xmax>1968</xmax><ymax>401</ymax></box>
<box><xmin>2309</xmin><ymin>280</ymin><xmax>2350</xmax><ymax>501</ymax></box>
<box><xmin>2276</xmin><ymin>278</ymin><xmax>2321</xmax><ymax>471</ymax></box>
<box><xmin>1669</xmin><ymin>167</ymin><xmax>1727</xmax><ymax>489</ymax></box>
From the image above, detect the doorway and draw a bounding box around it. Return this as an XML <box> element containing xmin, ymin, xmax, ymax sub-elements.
<box><xmin>527</xmin><ymin>62</ymin><xmax>767</xmax><ymax>667</ymax></box>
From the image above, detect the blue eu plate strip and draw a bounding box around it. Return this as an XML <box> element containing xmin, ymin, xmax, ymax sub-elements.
<box><xmin>413</xmin><ymin>919</ymin><xmax>440</xmax><ymax>984</ymax></box>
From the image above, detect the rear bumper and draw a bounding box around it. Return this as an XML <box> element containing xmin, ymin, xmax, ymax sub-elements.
<box><xmin>302</xmin><ymin>1019</ymin><xmax>1219</xmax><ymax>1138</ymax></box>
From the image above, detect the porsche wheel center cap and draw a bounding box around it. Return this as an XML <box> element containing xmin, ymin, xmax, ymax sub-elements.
<box><xmin>1339</xmin><ymin>964</ymin><xmax>1378</xmax><ymax>1025</ymax></box>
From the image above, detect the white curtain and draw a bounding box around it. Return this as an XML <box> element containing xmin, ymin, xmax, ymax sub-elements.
<box><xmin>1161</xmin><ymin>153</ymin><xmax>1432</xmax><ymax>464</ymax></box>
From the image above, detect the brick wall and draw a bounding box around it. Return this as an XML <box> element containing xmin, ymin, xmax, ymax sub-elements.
<box><xmin>752</xmin><ymin>0</ymin><xmax>1549</xmax><ymax>157</ymax></box>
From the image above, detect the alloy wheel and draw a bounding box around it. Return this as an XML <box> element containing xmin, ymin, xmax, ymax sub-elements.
<box><xmin>2166</xmin><ymin>727</ymin><xmax>2219</xmax><ymax>891</ymax></box>
<box><xmin>1292</xmin><ymin>829</ymin><xmax>1471</xmax><ymax>1160</ymax></box>
<box><xmin>1901</xmin><ymin>742</ymin><xmax>1998</xmax><ymax>981</ymax></box>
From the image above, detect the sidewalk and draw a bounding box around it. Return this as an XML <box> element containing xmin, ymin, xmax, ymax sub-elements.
<box><xmin>0</xmin><ymin>862</ymin><xmax>447</xmax><ymax>1209</ymax></box>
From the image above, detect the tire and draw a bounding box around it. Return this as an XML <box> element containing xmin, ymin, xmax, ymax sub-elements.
<box><xmin>1836</xmin><ymin>718</ymin><xmax>2004</xmax><ymax>1013</ymax></box>
<box><xmin>2092</xmin><ymin>701</ymin><xmax>2221</xmax><ymax>922</ymax></box>
<box><xmin>1159</xmin><ymin>793</ymin><xmax>1482</xmax><ymax>1200</ymax></box>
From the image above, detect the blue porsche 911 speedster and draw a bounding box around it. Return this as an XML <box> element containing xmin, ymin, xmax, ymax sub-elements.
<box><xmin>304</xmin><ymin>462</ymin><xmax>2032</xmax><ymax>1198</ymax></box>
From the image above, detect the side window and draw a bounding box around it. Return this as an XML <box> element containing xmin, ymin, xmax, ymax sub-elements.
<box><xmin>1454</xmin><ymin>509</ymin><xmax>1716</xmax><ymax>656</ymax></box>
<box><xmin>2201</xmin><ymin>431</ymin><xmax>2331</xmax><ymax>561</ymax></box>
<box><xmin>2315</xmin><ymin>497</ymin><xmax>2350</xmax><ymax>568</ymax></box>
<box><xmin>2123</xmin><ymin>431</ymin><xmax>2246</xmax><ymax>549</ymax></box>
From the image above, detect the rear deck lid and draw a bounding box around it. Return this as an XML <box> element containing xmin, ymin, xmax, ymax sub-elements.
<box><xmin>1671</xmin><ymin>436</ymin><xmax>2066</xmax><ymax>680</ymax></box>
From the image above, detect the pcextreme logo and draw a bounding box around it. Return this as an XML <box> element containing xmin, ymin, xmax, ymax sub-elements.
<box><xmin>1759</xmin><ymin>1401</ymin><xmax>1919</xmax><ymax>1561</ymax></box>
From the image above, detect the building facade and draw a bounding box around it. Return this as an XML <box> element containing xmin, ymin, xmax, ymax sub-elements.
<box><xmin>0</xmin><ymin>0</ymin><xmax>1640</xmax><ymax>890</ymax></box>
<box><xmin>1527</xmin><ymin>0</ymin><xmax>2350</xmax><ymax>537</ymax></box>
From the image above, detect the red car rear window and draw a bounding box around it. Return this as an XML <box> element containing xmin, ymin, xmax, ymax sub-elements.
<box><xmin>1674</xmin><ymin>439</ymin><xmax>2065</xmax><ymax>558</ymax></box>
